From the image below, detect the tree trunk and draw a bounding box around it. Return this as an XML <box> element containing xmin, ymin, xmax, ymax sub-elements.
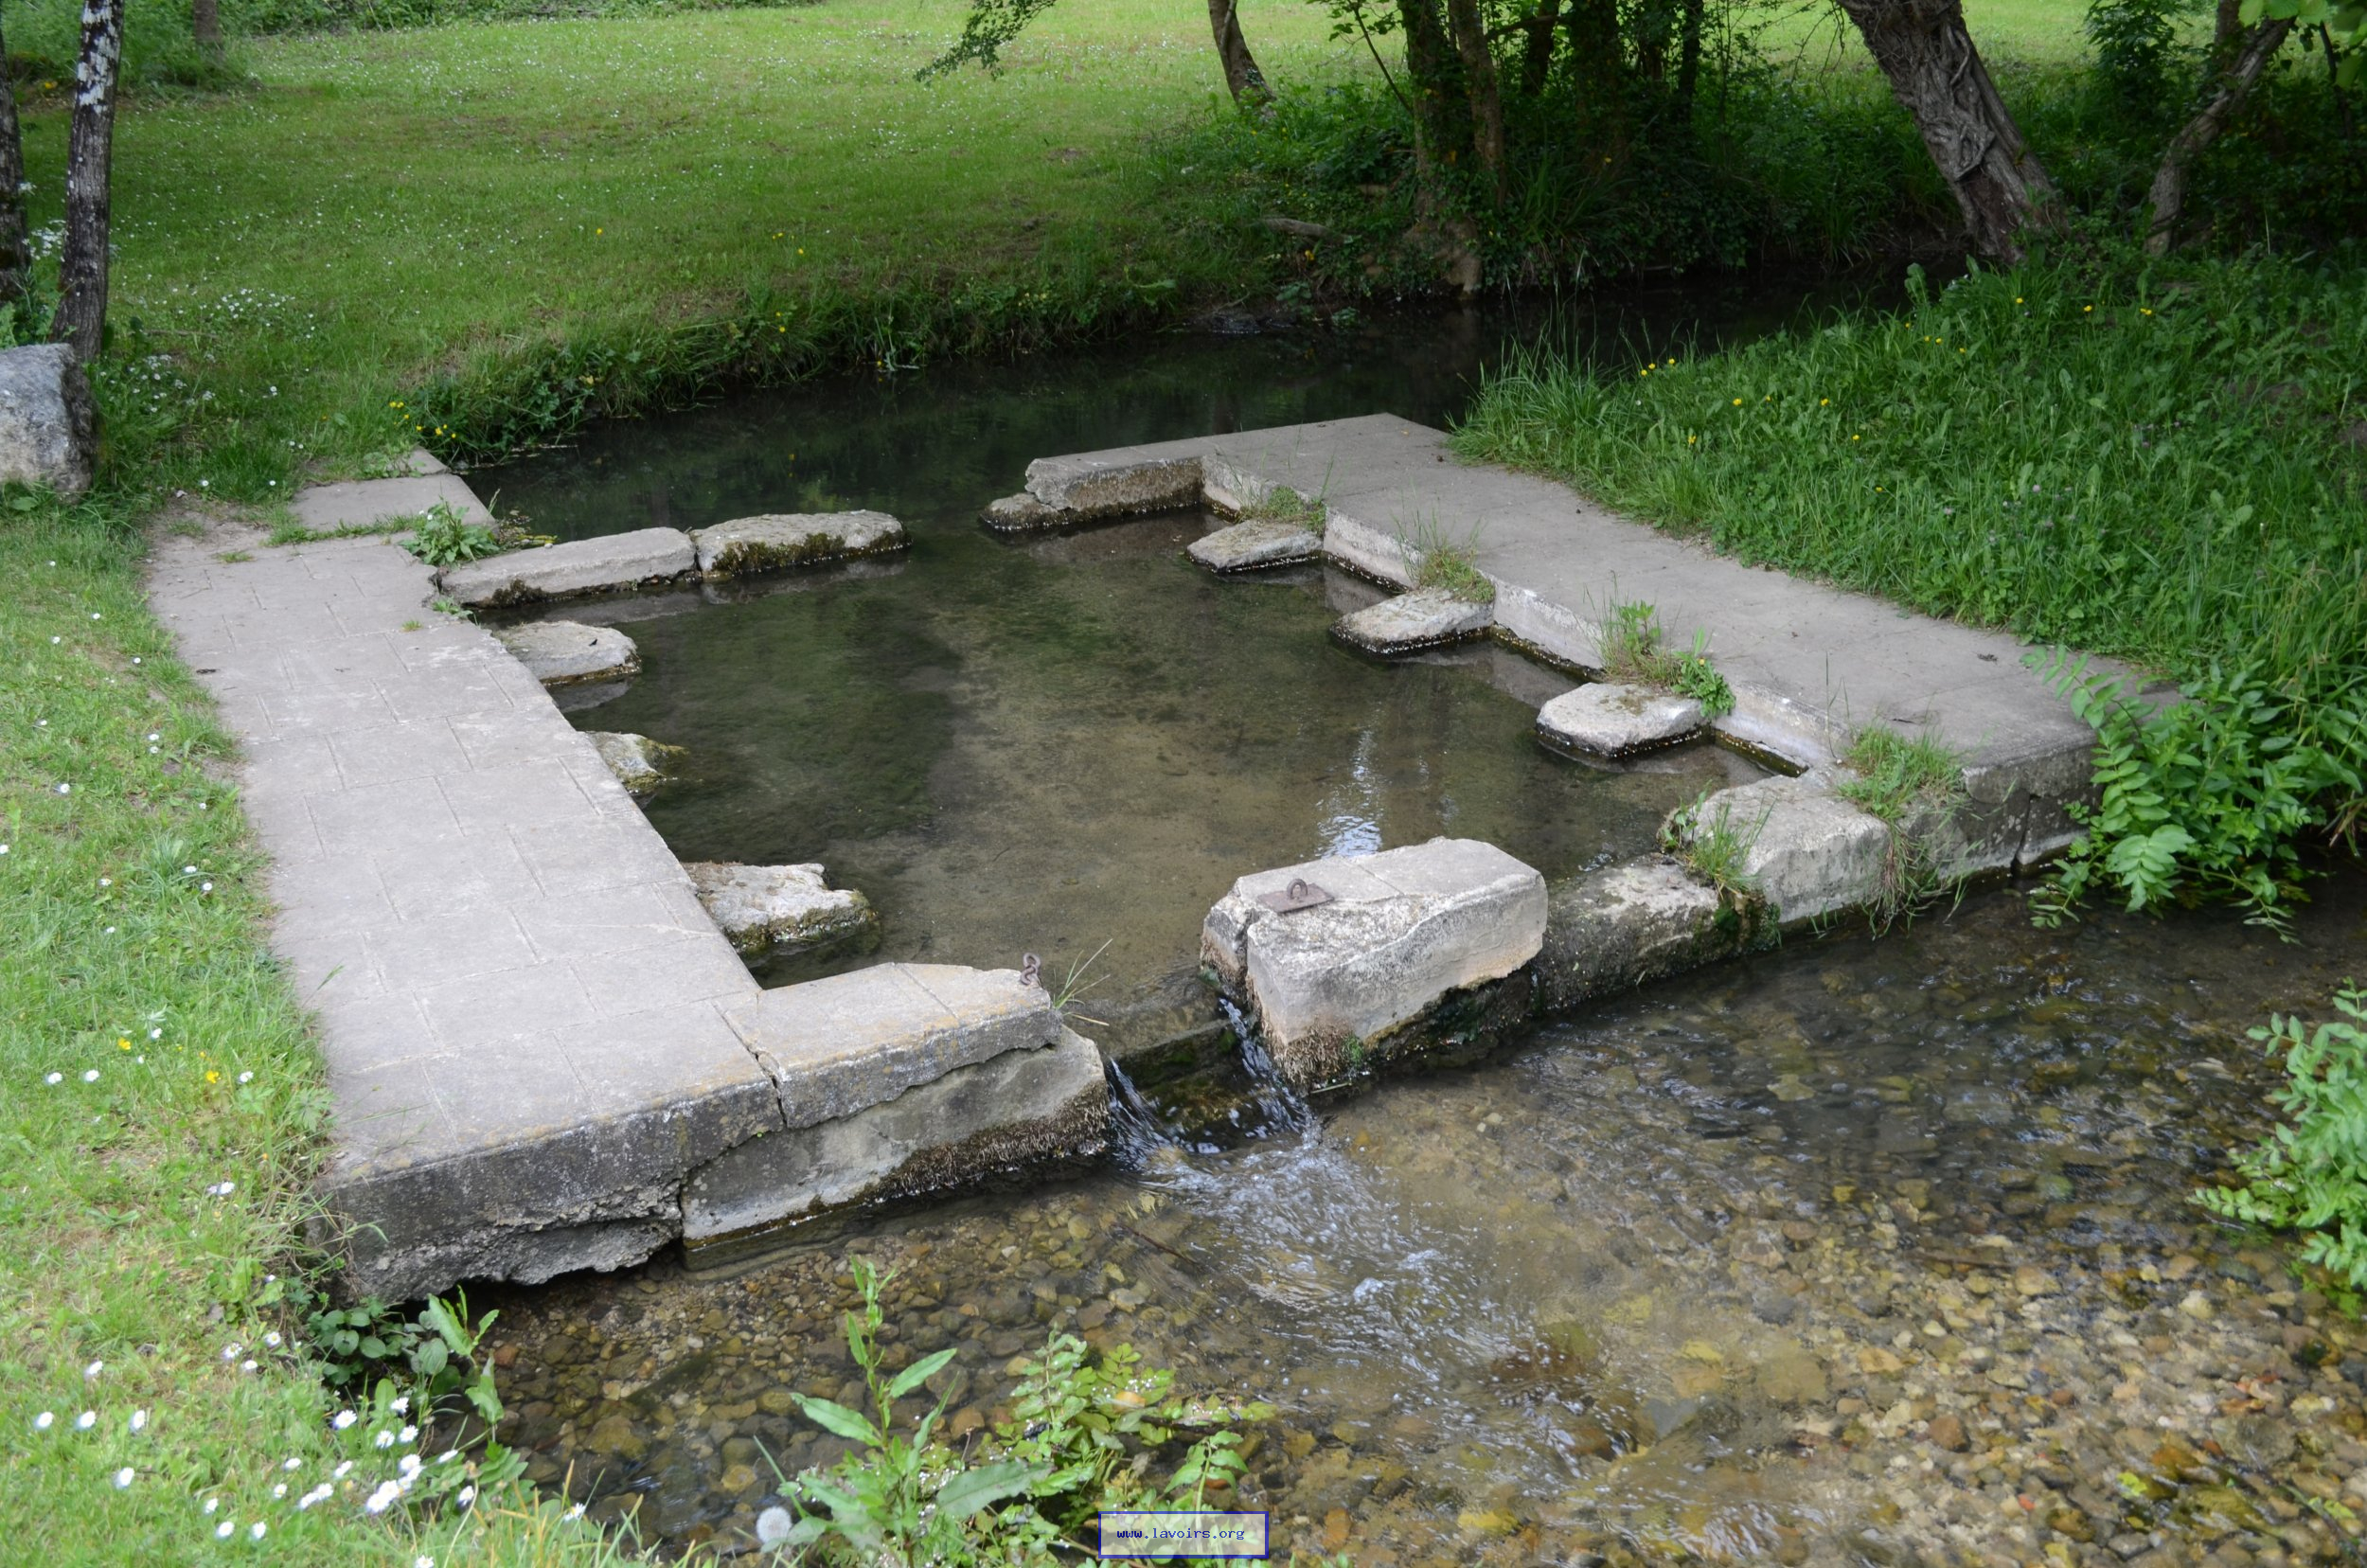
<box><xmin>1835</xmin><ymin>0</ymin><xmax>2060</xmax><ymax>261</ymax></box>
<box><xmin>194</xmin><ymin>0</ymin><xmax>223</xmax><ymax>52</ymax></box>
<box><xmin>1446</xmin><ymin>0</ymin><xmax>1508</xmax><ymax>199</ymax></box>
<box><xmin>2210</xmin><ymin>0</ymin><xmax>2245</xmax><ymax>71</ymax></box>
<box><xmin>54</xmin><ymin>0</ymin><xmax>126</xmax><ymax>362</ymax></box>
<box><xmin>1519</xmin><ymin>0</ymin><xmax>1563</xmax><ymax>97</ymax></box>
<box><xmin>1563</xmin><ymin>0</ymin><xmax>1626</xmax><ymax>143</ymax></box>
<box><xmin>1205</xmin><ymin>0</ymin><xmax>1270</xmax><ymax>106</ymax></box>
<box><xmin>1397</xmin><ymin>0</ymin><xmax>1470</xmax><ymax>173</ymax></box>
<box><xmin>1675</xmin><ymin>0</ymin><xmax>1705</xmax><ymax>115</ymax></box>
<box><xmin>2144</xmin><ymin>18</ymin><xmax>2292</xmax><ymax>255</ymax></box>
<box><xmin>0</xmin><ymin>15</ymin><xmax>31</xmax><ymax>310</ymax></box>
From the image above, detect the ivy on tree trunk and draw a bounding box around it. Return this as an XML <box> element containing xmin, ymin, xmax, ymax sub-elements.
<box><xmin>54</xmin><ymin>0</ymin><xmax>126</xmax><ymax>361</ymax></box>
<box><xmin>0</xmin><ymin>15</ymin><xmax>30</xmax><ymax>310</ymax></box>
<box><xmin>1836</xmin><ymin>0</ymin><xmax>2059</xmax><ymax>260</ymax></box>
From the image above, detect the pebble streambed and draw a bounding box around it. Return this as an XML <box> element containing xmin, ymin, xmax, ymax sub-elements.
<box><xmin>483</xmin><ymin>880</ymin><xmax>2367</xmax><ymax>1566</ymax></box>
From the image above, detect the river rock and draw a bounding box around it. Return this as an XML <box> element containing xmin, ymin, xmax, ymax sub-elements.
<box><xmin>0</xmin><ymin>343</ymin><xmax>96</xmax><ymax>496</ymax></box>
<box><xmin>440</xmin><ymin>527</ymin><xmax>696</xmax><ymax>607</ymax></box>
<box><xmin>1537</xmin><ymin>683</ymin><xmax>1706</xmax><ymax>757</ymax></box>
<box><xmin>981</xmin><ymin>492</ymin><xmax>1059</xmax><ymax>531</ymax></box>
<box><xmin>1202</xmin><ymin>837</ymin><xmax>1546</xmax><ymax>1085</ymax></box>
<box><xmin>684</xmin><ymin>863</ymin><xmax>876</xmax><ymax>956</ymax></box>
<box><xmin>1187</xmin><ymin>519</ymin><xmax>1321</xmax><ymax>573</ymax></box>
<box><xmin>493</xmin><ymin>620</ymin><xmax>641</xmax><ymax>686</ymax></box>
<box><xmin>1669</xmin><ymin>772</ymin><xmax>1891</xmax><ymax>928</ymax></box>
<box><xmin>585</xmin><ymin>731</ymin><xmax>678</xmax><ymax>797</ymax></box>
<box><xmin>688</xmin><ymin>510</ymin><xmax>906</xmax><ymax>577</ymax></box>
<box><xmin>1332</xmin><ymin>588</ymin><xmax>1494</xmax><ymax>655</ymax></box>
<box><xmin>1022</xmin><ymin>454</ymin><xmax>1201</xmax><ymax>519</ymax></box>
<box><xmin>1537</xmin><ymin>855</ymin><xmax>1759</xmax><ymax>1011</ymax></box>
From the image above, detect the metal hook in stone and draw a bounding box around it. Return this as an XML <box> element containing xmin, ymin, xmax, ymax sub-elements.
<box><xmin>1021</xmin><ymin>953</ymin><xmax>1042</xmax><ymax>989</ymax></box>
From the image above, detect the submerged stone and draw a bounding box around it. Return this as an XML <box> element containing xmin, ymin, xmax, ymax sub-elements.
<box><xmin>980</xmin><ymin>492</ymin><xmax>1059</xmax><ymax>531</ymax></box>
<box><xmin>1022</xmin><ymin>453</ymin><xmax>1201</xmax><ymax>519</ymax></box>
<box><xmin>585</xmin><ymin>731</ymin><xmax>679</xmax><ymax>797</ymax></box>
<box><xmin>439</xmin><ymin>526</ymin><xmax>696</xmax><ymax>606</ymax></box>
<box><xmin>0</xmin><ymin>343</ymin><xmax>96</xmax><ymax>496</ymax></box>
<box><xmin>1536</xmin><ymin>854</ymin><xmax>1758</xmax><ymax>1012</ymax></box>
<box><xmin>684</xmin><ymin>862</ymin><xmax>877</xmax><ymax>957</ymax></box>
<box><xmin>493</xmin><ymin>619</ymin><xmax>641</xmax><ymax>686</ymax></box>
<box><xmin>1331</xmin><ymin>587</ymin><xmax>1493</xmax><ymax>655</ymax></box>
<box><xmin>1537</xmin><ymin>683</ymin><xmax>1706</xmax><ymax>757</ymax></box>
<box><xmin>688</xmin><ymin>510</ymin><xmax>906</xmax><ymax>577</ymax></box>
<box><xmin>1187</xmin><ymin>519</ymin><xmax>1322</xmax><ymax>573</ymax></box>
<box><xmin>1202</xmin><ymin>837</ymin><xmax>1546</xmax><ymax>1086</ymax></box>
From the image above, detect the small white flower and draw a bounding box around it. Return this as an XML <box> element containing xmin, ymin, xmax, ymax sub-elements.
<box><xmin>75</xmin><ymin>1411</ymin><xmax>95</xmax><ymax>1430</ymax></box>
<box><xmin>249</xmin><ymin>1522</ymin><xmax>267</xmax><ymax>1541</ymax></box>
<box><xmin>454</xmin><ymin>1486</ymin><xmax>474</xmax><ymax>1508</ymax></box>
<box><xmin>271</xmin><ymin>1483</ymin><xmax>286</xmax><ymax>1499</ymax></box>
<box><xmin>364</xmin><ymin>1480</ymin><xmax>400</xmax><ymax>1514</ymax></box>
<box><xmin>182</xmin><ymin>864</ymin><xmax>196</xmax><ymax>874</ymax></box>
<box><xmin>398</xmin><ymin>1453</ymin><xmax>421</xmax><ymax>1477</ymax></box>
<box><xmin>264</xmin><ymin>1332</ymin><xmax>282</xmax><ymax>1349</ymax></box>
<box><xmin>398</xmin><ymin>1423</ymin><xmax>417</xmax><ymax>1444</ymax></box>
<box><xmin>436</xmin><ymin>1449</ymin><xmax>458</xmax><ymax>1464</ymax></box>
<box><xmin>204</xmin><ymin>1497</ymin><xmax>220</xmax><ymax>1514</ymax></box>
<box><xmin>333</xmin><ymin>1459</ymin><xmax>353</xmax><ymax>1478</ymax></box>
<box><xmin>417</xmin><ymin>1559</ymin><xmax>437</xmax><ymax>1568</ymax></box>
<box><xmin>81</xmin><ymin>1070</ymin><xmax>98</xmax><ymax>1083</ymax></box>
<box><xmin>34</xmin><ymin>1412</ymin><xmax>53</xmax><ymax>1431</ymax></box>
<box><xmin>206</xmin><ymin>1181</ymin><xmax>235</xmax><ymax>1198</ymax></box>
<box><xmin>563</xmin><ymin>1503</ymin><xmax>585</xmax><ymax>1521</ymax></box>
<box><xmin>44</xmin><ymin>1073</ymin><xmax>62</xmax><ymax>1085</ymax></box>
<box><xmin>240</xmin><ymin>1360</ymin><xmax>257</xmax><ymax>1373</ymax></box>
<box><xmin>391</xmin><ymin>1397</ymin><xmax>410</xmax><ymax>1416</ymax></box>
<box><xmin>756</xmin><ymin>1506</ymin><xmax>794</xmax><ymax>1546</ymax></box>
<box><xmin>132</xmin><ymin>657</ymin><xmax>141</xmax><ymax>665</ymax></box>
<box><xmin>97</xmin><ymin>877</ymin><xmax>110</xmax><ymax>886</ymax></box>
<box><xmin>55</xmin><ymin>782</ymin><xmax>69</xmax><ymax>794</ymax></box>
<box><xmin>84</xmin><ymin>1360</ymin><xmax>103</xmax><ymax>1379</ymax></box>
<box><xmin>296</xmin><ymin>1484</ymin><xmax>331</xmax><ymax>1510</ymax></box>
<box><xmin>222</xmin><ymin>1344</ymin><xmax>242</xmax><ymax>1362</ymax></box>
<box><xmin>203</xmin><ymin>882</ymin><xmax>214</xmax><ymax>893</ymax></box>
<box><xmin>128</xmin><ymin>1409</ymin><xmax>147</xmax><ymax>1432</ymax></box>
<box><xmin>281</xmin><ymin>1455</ymin><xmax>299</xmax><ymax>1470</ymax></box>
<box><xmin>150</xmin><ymin>735</ymin><xmax>161</xmax><ymax>743</ymax></box>
<box><xmin>148</xmin><ymin>1027</ymin><xmax>161</xmax><ymax>1041</ymax></box>
<box><xmin>374</xmin><ymin>1429</ymin><xmax>395</xmax><ymax>1450</ymax></box>
<box><xmin>215</xmin><ymin>1520</ymin><xmax>235</xmax><ymax>1539</ymax></box>
<box><xmin>332</xmin><ymin>1409</ymin><xmax>355</xmax><ymax>1429</ymax></box>
<box><xmin>113</xmin><ymin>1467</ymin><xmax>133</xmax><ymax>1488</ymax></box>
<box><xmin>237</xmin><ymin>1070</ymin><xmax>250</xmax><ymax>1083</ymax></box>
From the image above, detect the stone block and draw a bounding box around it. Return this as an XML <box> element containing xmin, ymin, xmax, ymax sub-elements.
<box><xmin>724</xmin><ymin>962</ymin><xmax>1061</xmax><ymax>1131</ymax></box>
<box><xmin>1317</xmin><ymin>509</ymin><xmax>1415</xmax><ymax>587</ymax></box>
<box><xmin>1675</xmin><ymin>774</ymin><xmax>1891</xmax><ymax>928</ymax></box>
<box><xmin>1537</xmin><ymin>683</ymin><xmax>1706</xmax><ymax>758</ymax></box>
<box><xmin>1202</xmin><ymin>838</ymin><xmax>1546</xmax><ymax>1085</ymax></box>
<box><xmin>682</xmin><ymin>1027</ymin><xmax>1108</xmax><ymax>1243</ymax></box>
<box><xmin>1187</xmin><ymin>519</ymin><xmax>1322</xmax><ymax>573</ymax></box>
<box><xmin>438</xmin><ymin>527</ymin><xmax>695</xmax><ymax>607</ymax></box>
<box><xmin>584</xmin><ymin>731</ymin><xmax>678</xmax><ymax>797</ymax></box>
<box><xmin>684</xmin><ymin>862</ymin><xmax>877</xmax><ymax>956</ymax></box>
<box><xmin>689</xmin><ymin>510</ymin><xmax>906</xmax><ymax>577</ymax></box>
<box><xmin>493</xmin><ymin>621</ymin><xmax>640</xmax><ymax>686</ymax></box>
<box><xmin>981</xmin><ymin>492</ymin><xmax>1059</xmax><ymax>531</ymax></box>
<box><xmin>1332</xmin><ymin>587</ymin><xmax>1494</xmax><ymax>655</ymax></box>
<box><xmin>1537</xmin><ymin>855</ymin><xmax>1758</xmax><ymax>1012</ymax></box>
<box><xmin>0</xmin><ymin>343</ymin><xmax>95</xmax><ymax>495</ymax></box>
<box><xmin>1022</xmin><ymin>454</ymin><xmax>1201</xmax><ymax>519</ymax></box>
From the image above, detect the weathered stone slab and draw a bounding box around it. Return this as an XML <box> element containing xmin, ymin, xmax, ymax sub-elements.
<box><xmin>1023</xmin><ymin>454</ymin><xmax>1201</xmax><ymax>519</ymax></box>
<box><xmin>1674</xmin><ymin>773</ymin><xmax>1891</xmax><ymax>928</ymax></box>
<box><xmin>1187</xmin><ymin>519</ymin><xmax>1323</xmax><ymax>573</ymax></box>
<box><xmin>1536</xmin><ymin>855</ymin><xmax>1760</xmax><ymax>1012</ymax></box>
<box><xmin>1537</xmin><ymin>683</ymin><xmax>1705</xmax><ymax>758</ymax></box>
<box><xmin>1332</xmin><ymin>587</ymin><xmax>1494</xmax><ymax>654</ymax></box>
<box><xmin>684</xmin><ymin>862</ymin><xmax>877</xmax><ymax>956</ymax></box>
<box><xmin>439</xmin><ymin>527</ymin><xmax>695</xmax><ymax>607</ymax></box>
<box><xmin>494</xmin><ymin>620</ymin><xmax>640</xmax><ymax>686</ymax></box>
<box><xmin>724</xmin><ymin>962</ymin><xmax>1060</xmax><ymax>1131</ymax></box>
<box><xmin>585</xmin><ymin>731</ymin><xmax>678</xmax><ymax>797</ymax></box>
<box><xmin>981</xmin><ymin>492</ymin><xmax>1059</xmax><ymax>531</ymax></box>
<box><xmin>0</xmin><ymin>343</ymin><xmax>95</xmax><ymax>496</ymax></box>
<box><xmin>682</xmin><ymin>1027</ymin><xmax>1108</xmax><ymax>1243</ymax></box>
<box><xmin>689</xmin><ymin>510</ymin><xmax>906</xmax><ymax>577</ymax></box>
<box><xmin>1203</xmin><ymin>838</ymin><xmax>1546</xmax><ymax>1085</ymax></box>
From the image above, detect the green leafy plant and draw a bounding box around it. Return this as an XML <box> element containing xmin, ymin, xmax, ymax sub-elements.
<box><xmin>1598</xmin><ymin>600</ymin><xmax>1734</xmax><ymax>717</ymax></box>
<box><xmin>1662</xmin><ymin>789</ymin><xmax>1767</xmax><ymax>903</ymax></box>
<box><xmin>2028</xmin><ymin>651</ymin><xmax>2360</xmax><ymax>934</ymax></box>
<box><xmin>400</xmin><ymin>503</ymin><xmax>503</xmax><ymax>567</ymax></box>
<box><xmin>1240</xmin><ymin>484</ymin><xmax>1326</xmax><ymax>531</ymax></box>
<box><xmin>767</xmin><ymin>1257</ymin><xmax>1271</xmax><ymax>1564</ymax></box>
<box><xmin>2197</xmin><ymin>986</ymin><xmax>2367</xmax><ymax>1294</ymax></box>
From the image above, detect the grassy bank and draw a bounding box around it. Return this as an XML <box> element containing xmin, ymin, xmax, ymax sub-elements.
<box><xmin>1458</xmin><ymin>252</ymin><xmax>2367</xmax><ymax>920</ymax></box>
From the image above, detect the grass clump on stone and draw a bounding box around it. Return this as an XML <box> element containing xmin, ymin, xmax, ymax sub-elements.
<box><xmin>1596</xmin><ymin>599</ymin><xmax>1734</xmax><ymax>717</ymax></box>
<box><xmin>1403</xmin><ymin>517</ymin><xmax>1494</xmax><ymax>604</ymax></box>
<box><xmin>1239</xmin><ymin>485</ymin><xmax>1326</xmax><ymax>531</ymax></box>
<box><xmin>1838</xmin><ymin>724</ymin><xmax>1967</xmax><ymax>932</ymax></box>
<box><xmin>1661</xmin><ymin>790</ymin><xmax>1766</xmax><ymax>903</ymax></box>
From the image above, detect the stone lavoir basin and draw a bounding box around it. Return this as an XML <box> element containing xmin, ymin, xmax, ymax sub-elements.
<box><xmin>469</xmin><ymin>308</ymin><xmax>2366</xmax><ymax>1563</ymax></box>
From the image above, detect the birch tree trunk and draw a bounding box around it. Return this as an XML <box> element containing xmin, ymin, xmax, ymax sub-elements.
<box><xmin>0</xmin><ymin>15</ymin><xmax>31</xmax><ymax>310</ymax></box>
<box><xmin>2144</xmin><ymin>19</ymin><xmax>2292</xmax><ymax>255</ymax></box>
<box><xmin>1205</xmin><ymin>0</ymin><xmax>1271</xmax><ymax>106</ymax></box>
<box><xmin>53</xmin><ymin>0</ymin><xmax>126</xmax><ymax>361</ymax></box>
<box><xmin>1835</xmin><ymin>0</ymin><xmax>2060</xmax><ymax>260</ymax></box>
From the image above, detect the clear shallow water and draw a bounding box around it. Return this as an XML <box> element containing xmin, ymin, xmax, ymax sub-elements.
<box><xmin>486</xmin><ymin>881</ymin><xmax>2367</xmax><ymax>1564</ymax></box>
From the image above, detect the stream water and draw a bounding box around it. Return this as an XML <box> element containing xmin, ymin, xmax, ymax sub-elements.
<box><xmin>473</xmin><ymin>294</ymin><xmax>2367</xmax><ymax>1565</ymax></box>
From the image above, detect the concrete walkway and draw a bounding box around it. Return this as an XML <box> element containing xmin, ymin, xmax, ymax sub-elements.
<box><xmin>1017</xmin><ymin>415</ymin><xmax>2114</xmax><ymax>868</ymax></box>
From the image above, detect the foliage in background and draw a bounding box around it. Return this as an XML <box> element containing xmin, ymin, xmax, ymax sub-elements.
<box><xmin>1460</xmin><ymin>252</ymin><xmax>2366</xmax><ymax>928</ymax></box>
<box><xmin>2198</xmin><ymin>987</ymin><xmax>2367</xmax><ymax>1301</ymax></box>
<box><xmin>764</xmin><ymin>1258</ymin><xmax>1268</xmax><ymax>1564</ymax></box>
